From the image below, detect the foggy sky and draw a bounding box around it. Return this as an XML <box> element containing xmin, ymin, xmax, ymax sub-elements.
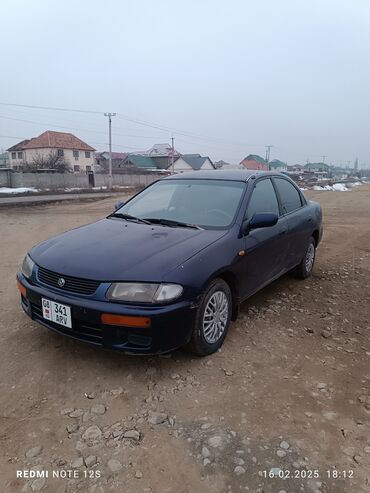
<box><xmin>1</xmin><ymin>0</ymin><xmax>369</xmax><ymax>167</ymax></box>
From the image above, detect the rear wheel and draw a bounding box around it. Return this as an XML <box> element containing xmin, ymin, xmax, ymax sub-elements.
<box><xmin>294</xmin><ymin>237</ymin><xmax>316</xmax><ymax>279</ymax></box>
<box><xmin>186</xmin><ymin>278</ymin><xmax>232</xmax><ymax>356</ymax></box>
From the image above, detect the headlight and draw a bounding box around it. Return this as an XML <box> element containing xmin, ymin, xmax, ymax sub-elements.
<box><xmin>106</xmin><ymin>283</ymin><xmax>183</xmax><ymax>303</ymax></box>
<box><xmin>21</xmin><ymin>254</ymin><xmax>35</xmax><ymax>279</ymax></box>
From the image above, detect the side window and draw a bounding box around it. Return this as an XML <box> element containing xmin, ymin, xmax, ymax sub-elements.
<box><xmin>274</xmin><ymin>178</ymin><xmax>302</xmax><ymax>214</ymax></box>
<box><xmin>245</xmin><ymin>178</ymin><xmax>279</xmax><ymax>221</ymax></box>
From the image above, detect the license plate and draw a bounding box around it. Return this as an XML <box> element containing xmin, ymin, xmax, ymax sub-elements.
<box><xmin>41</xmin><ymin>298</ymin><xmax>72</xmax><ymax>328</ymax></box>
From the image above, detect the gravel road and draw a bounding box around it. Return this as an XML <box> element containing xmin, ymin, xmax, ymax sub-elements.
<box><xmin>0</xmin><ymin>187</ymin><xmax>369</xmax><ymax>493</ymax></box>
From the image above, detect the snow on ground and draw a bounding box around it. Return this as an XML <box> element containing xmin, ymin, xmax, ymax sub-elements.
<box><xmin>332</xmin><ymin>183</ymin><xmax>349</xmax><ymax>191</ymax></box>
<box><xmin>312</xmin><ymin>183</ymin><xmax>354</xmax><ymax>192</ymax></box>
<box><xmin>0</xmin><ymin>187</ymin><xmax>39</xmax><ymax>194</ymax></box>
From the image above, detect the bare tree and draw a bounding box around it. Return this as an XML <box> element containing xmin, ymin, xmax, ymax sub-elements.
<box><xmin>24</xmin><ymin>151</ymin><xmax>70</xmax><ymax>173</ymax></box>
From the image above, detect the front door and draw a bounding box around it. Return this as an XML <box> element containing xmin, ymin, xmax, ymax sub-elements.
<box><xmin>239</xmin><ymin>177</ymin><xmax>289</xmax><ymax>300</ymax></box>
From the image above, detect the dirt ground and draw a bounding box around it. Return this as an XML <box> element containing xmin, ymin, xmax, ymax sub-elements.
<box><xmin>0</xmin><ymin>186</ymin><xmax>369</xmax><ymax>493</ymax></box>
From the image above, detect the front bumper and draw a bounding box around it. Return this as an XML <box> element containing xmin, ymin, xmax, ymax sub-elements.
<box><xmin>17</xmin><ymin>274</ymin><xmax>197</xmax><ymax>354</ymax></box>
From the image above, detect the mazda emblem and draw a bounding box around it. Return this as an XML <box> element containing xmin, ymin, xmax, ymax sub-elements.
<box><xmin>57</xmin><ymin>277</ymin><xmax>66</xmax><ymax>288</ymax></box>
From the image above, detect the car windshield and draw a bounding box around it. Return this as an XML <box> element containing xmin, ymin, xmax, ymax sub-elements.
<box><xmin>113</xmin><ymin>179</ymin><xmax>246</xmax><ymax>229</ymax></box>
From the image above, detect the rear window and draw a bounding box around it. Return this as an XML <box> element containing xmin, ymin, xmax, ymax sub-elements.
<box><xmin>274</xmin><ymin>178</ymin><xmax>303</xmax><ymax>214</ymax></box>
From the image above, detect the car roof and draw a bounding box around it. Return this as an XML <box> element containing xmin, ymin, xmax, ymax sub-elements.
<box><xmin>163</xmin><ymin>169</ymin><xmax>284</xmax><ymax>182</ymax></box>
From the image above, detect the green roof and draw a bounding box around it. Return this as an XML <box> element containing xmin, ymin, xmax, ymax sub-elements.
<box><xmin>305</xmin><ymin>162</ymin><xmax>330</xmax><ymax>170</ymax></box>
<box><xmin>126</xmin><ymin>154</ymin><xmax>157</xmax><ymax>169</ymax></box>
<box><xmin>269</xmin><ymin>159</ymin><xmax>286</xmax><ymax>168</ymax></box>
<box><xmin>245</xmin><ymin>154</ymin><xmax>266</xmax><ymax>164</ymax></box>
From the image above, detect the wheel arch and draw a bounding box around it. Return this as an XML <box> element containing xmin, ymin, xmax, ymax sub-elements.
<box><xmin>312</xmin><ymin>230</ymin><xmax>319</xmax><ymax>246</ymax></box>
<box><xmin>209</xmin><ymin>270</ymin><xmax>240</xmax><ymax>321</ymax></box>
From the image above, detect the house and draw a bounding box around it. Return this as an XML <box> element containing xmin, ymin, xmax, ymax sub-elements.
<box><xmin>172</xmin><ymin>154</ymin><xmax>215</xmax><ymax>173</ymax></box>
<box><xmin>6</xmin><ymin>140</ymin><xmax>31</xmax><ymax>168</ymax></box>
<box><xmin>136</xmin><ymin>143</ymin><xmax>181</xmax><ymax>169</ymax></box>
<box><xmin>95</xmin><ymin>152</ymin><xmax>128</xmax><ymax>172</ymax></box>
<box><xmin>269</xmin><ymin>159</ymin><xmax>287</xmax><ymax>171</ymax></box>
<box><xmin>7</xmin><ymin>131</ymin><xmax>96</xmax><ymax>171</ymax></box>
<box><xmin>120</xmin><ymin>154</ymin><xmax>158</xmax><ymax>171</ymax></box>
<box><xmin>304</xmin><ymin>162</ymin><xmax>330</xmax><ymax>179</ymax></box>
<box><xmin>331</xmin><ymin>167</ymin><xmax>350</xmax><ymax>180</ymax></box>
<box><xmin>240</xmin><ymin>154</ymin><xmax>268</xmax><ymax>170</ymax></box>
<box><xmin>0</xmin><ymin>151</ymin><xmax>9</xmax><ymax>168</ymax></box>
<box><xmin>214</xmin><ymin>160</ymin><xmax>231</xmax><ymax>169</ymax></box>
<box><xmin>287</xmin><ymin>164</ymin><xmax>305</xmax><ymax>173</ymax></box>
<box><xmin>216</xmin><ymin>161</ymin><xmax>244</xmax><ymax>170</ymax></box>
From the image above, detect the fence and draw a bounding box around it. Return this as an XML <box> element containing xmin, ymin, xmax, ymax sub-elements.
<box><xmin>0</xmin><ymin>169</ymin><xmax>162</xmax><ymax>190</ymax></box>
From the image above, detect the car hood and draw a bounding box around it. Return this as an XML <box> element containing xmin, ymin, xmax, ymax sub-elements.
<box><xmin>30</xmin><ymin>218</ymin><xmax>226</xmax><ymax>281</ymax></box>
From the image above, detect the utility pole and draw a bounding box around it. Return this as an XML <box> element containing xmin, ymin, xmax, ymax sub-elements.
<box><xmin>104</xmin><ymin>112</ymin><xmax>116</xmax><ymax>190</ymax></box>
<box><xmin>265</xmin><ymin>145</ymin><xmax>273</xmax><ymax>170</ymax></box>
<box><xmin>170</xmin><ymin>135</ymin><xmax>175</xmax><ymax>173</ymax></box>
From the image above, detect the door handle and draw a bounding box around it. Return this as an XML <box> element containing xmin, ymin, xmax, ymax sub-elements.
<box><xmin>279</xmin><ymin>229</ymin><xmax>288</xmax><ymax>236</ymax></box>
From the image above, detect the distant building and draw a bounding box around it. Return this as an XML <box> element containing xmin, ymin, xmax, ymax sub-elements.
<box><xmin>269</xmin><ymin>159</ymin><xmax>287</xmax><ymax>171</ymax></box>
<box><xmin>0</xmin><ymin>151</ymin><xmax>9</xmax><ymax>168</ymax></box>
<box><xmin>330</xmin><ymin>167</ymin><xmax>350</xmax><ymax>180</ymax></box>
<box><xmin>304</xmin><ymin>162</ymin><xmax>330</xmax><ymax>173</ymax></box>
<box><xmin>95</xmin><ymin>152</ymin><xmax>128</xmax><ymax>172</ymax></box>
<box><xmin>240</xmin><ymin>154</ymin><xmax>268</xmax><ymax>170</ymax></box>
<box><xmin>6</xmin><ymin>139</ymin><xmax>31</xmax><ymax>168</ymax></box>
<box><xmin>7</xmin><ymin>131</ymin><xmax>95</xmax><ymax>171</ymax></box>
<box><xmin>304</xmin><ymin>162</ymin><xmax>330</xmax><ymax>179</ymax></box>
<box><xmin>287</xmin><ymin>164</ymin><xmax>305</xmax><ymax>173</ymax></box>
<box><xmin>136</xmin><ymin>143</ymin><xmax>181</xmax><ymax>169</ymax></box>
<box><xmin>121</xmin><ymin>154</ymin><xmax>158</xmax><ymax>171</ymax></box>
<box><xmin>172</xmin><ymin>154</ymin><xmax>215</xmax><ymax>173</ymax></box>
<box><xmin>214</xmin><ymin>160</ymin><xmax>231</xmax><ymax>169</ymax></box>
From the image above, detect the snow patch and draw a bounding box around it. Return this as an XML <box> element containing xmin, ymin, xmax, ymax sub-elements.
<box><xmin>0</xmin><ymin>187</ymin><xmax>39</xmax><ymax>194</ymax></box>
<box><xmin>332</xmin><ymin>183</ymin><xmax>348</xmax><ymax>191</ymax></box>
<box><xmin>312</xmin><ymin>183</ymin><xmax>352</xmax><ymax>192</ymax></box>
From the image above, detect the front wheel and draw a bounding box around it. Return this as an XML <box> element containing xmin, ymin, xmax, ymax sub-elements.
<box><xmin>186</xmin><ymin>278</ymin><xmax>232</xmax><ymax>356</ymax></box>
<box><xmin>294</xmin><ymin>237</ymin><xmax>316</xmax><ymax>279</ymax></box>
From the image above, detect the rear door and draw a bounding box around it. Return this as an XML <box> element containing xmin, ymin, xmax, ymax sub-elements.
<box><xmin>272</xmin><ymin>177</ymin><xmax>312</xmax><ymax>268</ymax></box>
<box><xmin>240</xmin><ymin>177</ymin><xmax>289</xmax><ymax>299</ymax></box>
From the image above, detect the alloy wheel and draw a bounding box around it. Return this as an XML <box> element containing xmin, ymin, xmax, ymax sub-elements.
<box><xmin>305</xmin><ymin>242</ymin><xmax>315</xmax><ymax>272</ymax></box>
<box><xmin>202</xmin><ymin>290</ymin><xmax>229</xmax><ymax>344</ymax></box>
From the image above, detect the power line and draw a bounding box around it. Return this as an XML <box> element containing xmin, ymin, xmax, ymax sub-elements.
<box><xmin>0</xmin><ymin>102</ymin><xmax>102</xmax><ymax>115</ymax></box>
<box><xmin>0</xmin><ymin>114</ymin><xmax>165</xmax><ymax>140</ymax></box>
<box><xmin>0</xmin><ymin>101</ymin><xmax>264</xmax><ymax>149</ymax></box>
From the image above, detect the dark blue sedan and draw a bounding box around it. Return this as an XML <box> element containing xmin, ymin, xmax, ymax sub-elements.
<box><xmin>17</xmin><ymin>170</ymin><xmax>323</xmax><ymax>356</ymax></box>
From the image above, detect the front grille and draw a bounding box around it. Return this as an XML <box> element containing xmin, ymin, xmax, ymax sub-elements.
<box><xmin>37</xmin><ymin>266</ymin><xmax>100</xmax><ymax>295</ymax></box>
<box><xmin>31</xmin><ymin>302</ymin><xmax>103</xmax><ymax>345</ymax></box>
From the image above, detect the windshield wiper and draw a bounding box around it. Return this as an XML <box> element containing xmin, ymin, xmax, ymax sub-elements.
<box><xmin>108</xmin><ymin>213</ymin><xmax>151</xmax><ymax>225</ymax></box>
<box><xmin>143</xmin><ymin>218</ymin><xmax>202</xmax><ymax>230</ymax></box>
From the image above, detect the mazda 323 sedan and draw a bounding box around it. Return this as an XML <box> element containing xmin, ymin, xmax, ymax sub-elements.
<box><xmin>17</xmin><ymin>170</ymin><xmax>323</xmax><ymax>356</ymax></box>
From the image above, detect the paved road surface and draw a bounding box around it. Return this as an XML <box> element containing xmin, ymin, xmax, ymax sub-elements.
<box><xmin>0</xmin><ymin>191</ymin><xmax>124</xmax><ymax>207</ymax></box>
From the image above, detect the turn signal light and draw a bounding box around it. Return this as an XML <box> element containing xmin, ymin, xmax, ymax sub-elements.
<box><xmin>17</xmin><ymin>280</ymin><xmax>27</xmax><ymax>297</ymax></box>
<box><xmin>101</xmin><ymin>313</ymin><xmax>151</xmax><ymax>328</ymax></box>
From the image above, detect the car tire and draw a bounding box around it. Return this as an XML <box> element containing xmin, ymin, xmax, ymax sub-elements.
<box><xmin>294</xmin><ymin>237</ymin><xmax>316</xmax><ymax>279</ymax></box>
<box><xmin>186</xmin><ymin>278</ymin><xmax>232</xmax><ymax>356</ymax></box>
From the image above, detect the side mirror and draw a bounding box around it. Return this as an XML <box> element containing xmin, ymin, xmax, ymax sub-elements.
<box><xmin>242</xmin><ymin>212</ymin><xmax>278</xmax><ymax>234</ymax></box>
<box><xmin>114</xmin><ymin>201</ymin><xmax>125</xmax><ymax>210</ymax></box>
